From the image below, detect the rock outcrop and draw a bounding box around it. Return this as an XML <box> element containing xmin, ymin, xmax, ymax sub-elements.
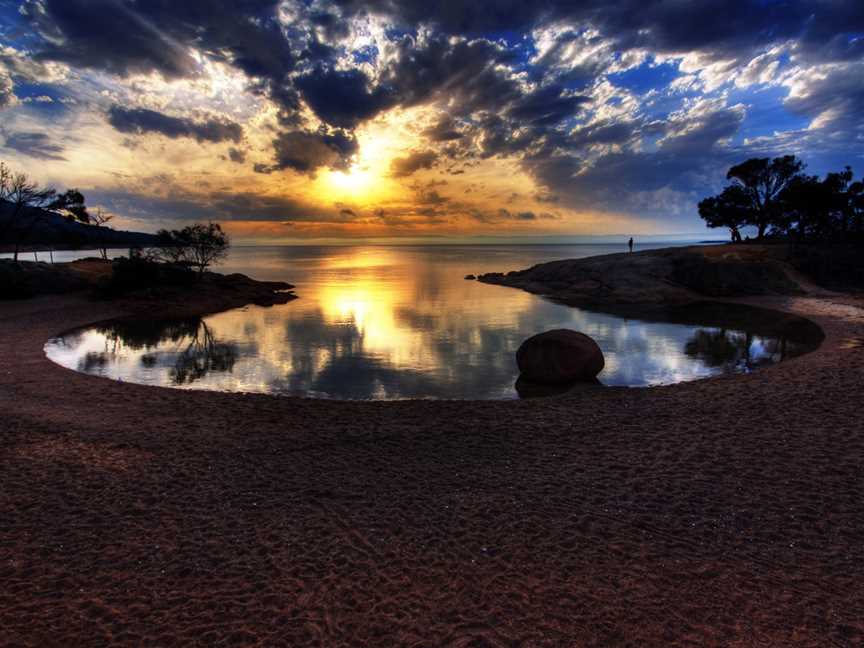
<box><xmin>478</xmin><ymin>244</ymin><xmax>805</xmax><ymax>307</ymax></box>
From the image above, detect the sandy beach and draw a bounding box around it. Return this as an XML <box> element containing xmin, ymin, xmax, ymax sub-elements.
<box><xmin>2</xmin><ymin>288</ymin><xmax>864</xmax><ymax>646</ymax></box>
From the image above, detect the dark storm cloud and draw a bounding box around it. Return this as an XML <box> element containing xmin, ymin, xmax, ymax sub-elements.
<box><xmin>259</xmin><ymin>129</ymin><xmax>359</xmax><ymax>174</ymax></box>
<box><xmin>107</xmin><ymin>106</ymin><xmax>243</xmax><ymax>143</ymax></box>
<box><xmin>295</xmin><ymin>67</ymin><xmax>394</xmax><ymax>129</ymax></box>
<box><xmin>24</xmin><ymin>1</ymin><xmax>858</xmax><ymax>150</ymax></box>
<box><xmin>473</xmin><ymin>113</ymin><xmax>538</xmax><ymax>159</ymax></box>
<box><xmin>659</xmin><ymin>105</ymin><xmax>746</xmax><ymax>153</ymax></box>
<box><xmin>22</xmin><ymin>0</ymin><xmax>299</xmax><ymax>124</ymax></box>
<box><xmin>789</xmin><ymin>4</ymin><xmax>864</xmax><ymax>63</ymax></box>
<box><xmin>470</xmin><ymin>207</ymin><xmax>558</xmax><ymax>223</ymax></box>
<box><xmin>332</xmin><ymin>0</ymin><xmax>554</xmax><ymax>35</ymax></box>
<box><xmin>20</xmin><ymin>1</ymin><xmax>864</xmax><ymax>124</ymax></box>
<box><xmin>523</xmin><ymin>102</ymin><xmax>748</xmax><ymax>216</ymax></box>
<box><xmin>1</xmin><ymin>131</ymin><xmax>66</xmax><ymax>160</ymax></box>
<box><xmin>23</xmin><ymin>0</ymin><xmax>292</xmax><ymax>78</ymax></box>
<box><xmin>227</xmin><ymin>147</ymin><xmax>247</xmax><ymax>164</ymax></box>
<box><xmin>507</xmin><ymin>84</ymin><xmax>590</xmax><ymax>127</ymax></box>
<box><xmin>379</xmin><ymin>35</ymin><xmax>522</xmax><ymax>115</ymax></box>
<box><xmin>422</xmin><ymin>116</ymin><xmax>463</xmax><ymax>142</ymax></box>
<box><xmin>336</xmin><ymin>1</ymin><xmax>863</xmax><ymax>63</ymax></box>
<box><xmin>23</xmin><ymin>0</ymin><xmax>196</xmax><ymax>78</ymax></box>
<box><xmin>390</xmin><ymin>150</ymin><xmax>438</xmax><ymax>177</ymax></box>
<box><xmin>369</xmin><ymin>33</ymin><xmax>593</xmax><ymax>162</ymax></box>
<box><xmin>783</xmin><ymin>62</ymin><xmax>864</xmax><ymax>136</ymax></box>
<box><xmin>88</xmin><ymin>187</ymin><xmax>348</xmax><ymax>223</ymax></box>
<box><xmin>569</xmin><ymin>121</ymin><xmax>639</xmax><ymax>149</ymax></box>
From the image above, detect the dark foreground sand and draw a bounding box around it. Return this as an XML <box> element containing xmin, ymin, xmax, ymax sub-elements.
<box><xmin>2</xmin><ymin>290</ymin><xmax>864</xmax><ymax>647</ymax></box>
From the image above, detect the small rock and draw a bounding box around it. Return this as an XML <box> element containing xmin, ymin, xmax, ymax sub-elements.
<box><xmin>464</xmin><ymin>274</ymin><xmax>476</xmax><ymax>280</ymax></box>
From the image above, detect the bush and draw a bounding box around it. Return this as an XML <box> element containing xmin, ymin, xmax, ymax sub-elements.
<box><xmin>98</xmin><ymin>256</ymin><xmax>196</xmax><ymax>298</ymax></box>
<box><xmin>150</xmin><ymin>222</ymin><xmax>229</xmax><ymax>275</ymax></box>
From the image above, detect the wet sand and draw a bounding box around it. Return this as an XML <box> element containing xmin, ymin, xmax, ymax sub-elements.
<box><xmin>2</xmin><ymin>291</ymin><xmax>864</xmax><ymax>646</ymax></box>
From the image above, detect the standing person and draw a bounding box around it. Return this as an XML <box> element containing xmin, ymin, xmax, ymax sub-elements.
<box><xmin>628</xmin><ymin>237</ymin><xmax>634</xmax><ymax>253</ymax></box>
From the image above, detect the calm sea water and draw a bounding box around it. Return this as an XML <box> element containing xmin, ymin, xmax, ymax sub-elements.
<box><xmin>45</xmin><ymin>244</ymin><xmax>816</xmax><ymax>399</ymax></box>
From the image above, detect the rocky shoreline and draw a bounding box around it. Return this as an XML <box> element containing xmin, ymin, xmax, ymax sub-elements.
<box><xmin>478</xmin><ymin>243</ymin><xmax>809</xmax><ymax>307</ymax></box>
<box><xmin>0</xmin><ymin>257</ymin><xmax>296</xmax><ymax>316</ymax></box>
<box><xmin>113</xmin><ymin>270</ymin><xmax>297</xmax><ymax>318</ymax></box>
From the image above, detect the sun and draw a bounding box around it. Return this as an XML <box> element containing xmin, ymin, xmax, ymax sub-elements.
<box><xmin>317</xmin><ymin>158</ymin><xmax>394</xmax><ymax>203</ymax></box>
<box><xmin>326</xmin><ymin>166</ymin><xmax>375</xmax><ymax>194</ymax></box>
<box><xmin>314</xmin><ymin>116</ymin><xmax>413</xmax><ymax>200</ymax></box>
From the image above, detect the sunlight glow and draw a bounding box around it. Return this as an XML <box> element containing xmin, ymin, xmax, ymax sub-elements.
<box><xmin>315</xmin><ymin>118</ymin><xmax>409</xmax><ymax>202</ymax></box>
<box><xmin>326</xmin><ymin>166</ymin><xmax>376</xmax><ymax>194</ymax></box>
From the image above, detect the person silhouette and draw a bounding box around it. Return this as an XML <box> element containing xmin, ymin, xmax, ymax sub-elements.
<box><xmin>628</xmin><ymin>237</ymin><xmax>634</xmax><ymax>253</ymax></box>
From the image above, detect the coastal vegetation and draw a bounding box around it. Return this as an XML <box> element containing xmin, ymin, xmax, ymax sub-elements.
<box><xmin>149</xmin><ymin>222</ymin><xmax>230</xmax><ymax>276</ymax></box>
<box><xmin>88</xmin><ymin>208</ymin><xmax>115</xmax><ymax>260</ymax></box>
<box><xmin>0</xmin><ymin>161</ymin><xmax>156</xmax><ymax>256</ymax></box>
<box><xmin>698</xmin><ymin>156</ymin><xmax>864</xmax><ymax>244</ymax></box>
<box><xmin>0</xmin><ymin>162</ymin><xmax>91</xmax><ymax>261</ymax></box>
<box><xmin>0</xmin><ymin>160</ymin><xmax>239</xmax><ymax>301</ymax></box>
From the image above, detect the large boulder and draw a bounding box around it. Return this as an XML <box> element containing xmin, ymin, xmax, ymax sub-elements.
<box><xmin>516</xmin><ymin>329</ymin><xmax>604</xmax><ymax>384</ymax></box>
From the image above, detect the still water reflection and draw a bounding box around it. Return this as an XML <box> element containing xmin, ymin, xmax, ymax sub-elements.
<box><xmin>45</xmin><ymin>245</ymin><xmax>820</xmax><ymax>399</ymax></box>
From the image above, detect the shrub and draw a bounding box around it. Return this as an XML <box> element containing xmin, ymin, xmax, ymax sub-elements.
<box><xmin>98</xmin><ymin>256</ymin><xmax>195</xmax><ymax>298</ymax></box>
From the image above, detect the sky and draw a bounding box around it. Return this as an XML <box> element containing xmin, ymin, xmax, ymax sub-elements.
<box><xmin>0</xmin><ymin>1</ymin><xmax>862</xmax><ymax>243</ymax></box>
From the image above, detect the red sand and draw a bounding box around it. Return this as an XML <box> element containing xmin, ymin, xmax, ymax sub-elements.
<box><xmin>2</xmin><ymin>293</ymin><xmax>864</xmax><ymax>646</ymax></box>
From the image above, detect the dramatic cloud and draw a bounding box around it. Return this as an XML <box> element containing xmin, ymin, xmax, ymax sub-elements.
<box><xmin>87</xmin><ymin>186</ymin><xmax>340</xmax><ymax>224</ymax></box>
<box><xmin>259</xmin><ymin>129</ymin><xmax>359</xmax><ymax>174</ymax></box>
<box><xmin>295</xmin><ymin>68</ymin><xmax>394</xmax><ymax>129</ymax></box>
<box><xmin>783</xmin><ymin>62</ymin><xmax>864</xmax><ymax>135</ymax></box>
<box><xmin>0</xmin><ymin>73</ymin><xmax>15</xmax><ymax>109</ymax></box>
<box><xmin>22</xmin><ymin>0</ymin><xmax>290</xmax><ymax>78</ymax></box>
<box><xmin>107</xmin><ymin>106</ymin><xmax>243</xmax><ymax>143</ymax></box>
<box><xmin>422</xmin><ymin>116</ymin><xmax>463</xmax><ymax>142</ymax></box>
<box><xmin>227</xmin><ymin>147</ymin><xmax>246</xmax><ymax>164</ymax></box>
<box><xmin>472</xmin><ymin>208</ymin><xmax>559</xmax><ymax>223</ymax></box>
<box><xmin>390</xmin><ymin>150</ymin><xmax>438</xmax><ymax>177</ymax></box>
<box><xmin>1</xmin><ymin>131</ymin><xmax>66</xmax><ymax>160</ymax></box>
<box><xmin>0</xmin><ymin>0</ymin><xmax>860</xmax><ymax>236</ymax></box>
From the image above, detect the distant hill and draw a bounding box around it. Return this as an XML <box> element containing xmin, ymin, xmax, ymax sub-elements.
<box><xmin>0</xmin><ymin>200</ymin><xmax>158</xmax><ymax>250</ymax></box>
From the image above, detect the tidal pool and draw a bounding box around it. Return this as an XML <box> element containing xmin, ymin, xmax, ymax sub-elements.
<box><xmin>44</xmin><ymin>245</ymin><xmax>822</xmax><ymax>400</ymax></box>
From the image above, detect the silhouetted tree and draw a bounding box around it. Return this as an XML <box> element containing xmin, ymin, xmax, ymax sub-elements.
<box><xmin>850</xmin><ymin>178</ymin><xmax>864</xmax><ymax>237</ymax></box>
<box><xmin>0</xmin><ymin>162</ymin><xmax>91</xmax><ymax>261</ymax></box>
<box><xmin>49</xmin><ymin>189</ymin><xmax>90</xmax><ymax>223</ymax></box>
<box><xmin>89</xmin><ymin>208</ymin><xmax>115</xmax><ymax>260</ymax></box>
<box><xmin>151</xmin><ymin>222</ymin><xmax>230</xmax><ymax>275</ymax></box>
<box><xmin>776</xmin><ymin>166</ymin><xmax>862</xmax><ymax>242</ymax></box>
<box><xmin>700</xmin><ymin>156</ymin><xmax>863</xmax><ymax>245</ymax></box>
<box><xmin>777</xmin><ymin>174</ymin><xmax>831</xmax><ymax>240</ymax></box>
<box><xmin>0</xmin><ymin>162</ymin><xmax>56</xmax><ymax>261</ymax></box>
<box><xmin>726</xmin><ymin>156</ymin><xmax>804</xmax><ymax>239</ymax></box>
<box><xmin>698</xmin><ymin>185</ymin><xmax>751</xmax><ymax>242</ymax></box>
